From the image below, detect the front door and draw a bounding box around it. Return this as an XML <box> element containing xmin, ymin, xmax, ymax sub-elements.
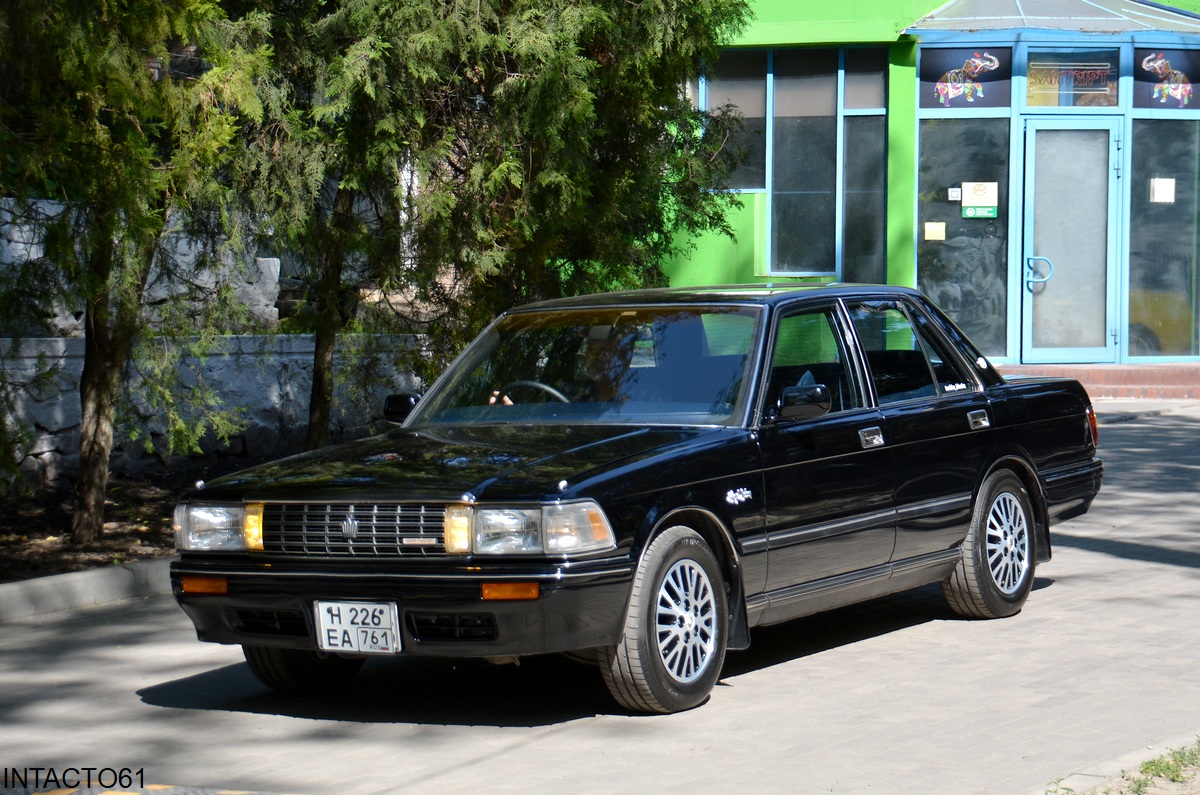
<box><xmin>758</xmin><ymin>304</ymin><xmax>894</xmax><ymax>594</ymax></box>
<box><xmin>1021</xmin><ymin>119</ymin><xmax>1121</xmax><ymax>363</ymax></box>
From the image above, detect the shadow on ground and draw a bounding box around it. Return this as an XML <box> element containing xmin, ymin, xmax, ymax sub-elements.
<box><xmin>137</xmin><ymin>581</ymin><xmax>983</xmax><ymax>727</ymax></box>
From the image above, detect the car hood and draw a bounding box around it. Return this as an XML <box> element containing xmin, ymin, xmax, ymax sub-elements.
<box><xmin>192</xmin><ymin>424</ymin><xmax>723</xmax><ymax>503</ymax></box>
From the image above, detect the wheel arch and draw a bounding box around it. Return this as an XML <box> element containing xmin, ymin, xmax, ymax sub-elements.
<box><xmin>982</xmin><ymin>454</ymin><xmax>1052</xmax><ymax>563</ymax></box>
<box><xmin>648</xmin><ymin>505</ymin><xmax>751</xmax><ymax>651</ymax></box>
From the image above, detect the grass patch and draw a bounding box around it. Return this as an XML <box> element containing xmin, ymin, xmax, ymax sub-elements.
<box><xmin>1125</xmin><ymin>738</ymin><xmax>1200</xmax><ymax>795</ymax></box>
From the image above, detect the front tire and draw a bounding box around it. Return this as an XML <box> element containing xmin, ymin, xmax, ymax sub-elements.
<box><xmin>600</xmin><ymin>526</ymin><xmax>728</xmax><ymax>713</ymax></box>
<box><xmin>942</xmin><ymin>470</ymin><xmax>1036</xmax><ymax>619</ymax></box>
<box><xmin>242</xmin><ymin>645</ymin><xmax>365</xmax><ymax>692</ymax></box>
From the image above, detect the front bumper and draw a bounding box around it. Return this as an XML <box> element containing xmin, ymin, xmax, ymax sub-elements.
<box><xmin>171</xmin><ymin>555</ymin><xmax>633</xmax><ymax>657</ymax></box>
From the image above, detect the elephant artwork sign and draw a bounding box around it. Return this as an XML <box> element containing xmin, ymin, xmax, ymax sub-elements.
<box><xmin>920</xmin><ymin>48</ymin><xmax>1012</xmax><ymax>110</ymax></box>
<box><xmin>1135</xmin><ymin>49</ymin><xmax>1198</xmax><ymax>109</ymax></box>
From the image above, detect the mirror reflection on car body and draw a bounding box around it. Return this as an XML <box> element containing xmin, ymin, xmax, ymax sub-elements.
<box><xmin>170</xmin><ymin>285</ymin><xmax>1102</xmax><ymax>714</ymax></box>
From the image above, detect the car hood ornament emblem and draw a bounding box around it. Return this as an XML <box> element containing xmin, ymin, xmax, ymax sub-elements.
<box><xmin>341</xmin><ymin>507</ymin><xmax>360</xmax><ymax>539</ymax></box>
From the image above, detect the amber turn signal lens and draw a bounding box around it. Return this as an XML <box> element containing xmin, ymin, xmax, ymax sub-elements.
<box><xmin>180</xmin><ymin>576</ymin><xmax>228</xmax><ymax>595</ymax></box>
<box><xmin>481</xmin><ymin>582</ymin><xmax>540</xmax><ymax>601</ymax></box>
<box><xmin>243</xmin><ymin>503</ymin><xmax>265</xmax><ymax>551</ymax></box>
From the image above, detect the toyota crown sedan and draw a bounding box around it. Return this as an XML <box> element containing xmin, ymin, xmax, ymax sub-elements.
<box><xmin>171</xmin><ymin>284</ymin><xmax>1102</xmax><ymax>713</ymax></box>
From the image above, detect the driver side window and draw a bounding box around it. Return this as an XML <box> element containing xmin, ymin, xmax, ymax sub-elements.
<box><xmin>768</xmin><ymin>307</ymin><xmax>861</xmax><ymax>414</ymax></box>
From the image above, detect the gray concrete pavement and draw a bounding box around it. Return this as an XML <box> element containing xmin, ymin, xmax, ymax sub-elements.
<box><xmin>1</xmin><ymin>400</ymin><xmax>1199</xmax><ymax>795</ymax></box>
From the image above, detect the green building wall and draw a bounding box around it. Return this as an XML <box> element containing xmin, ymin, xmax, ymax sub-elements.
<box><xmin>665</xmin><ymin>0</ymin><xmax>956</xmax><ymax>289</ymax></box>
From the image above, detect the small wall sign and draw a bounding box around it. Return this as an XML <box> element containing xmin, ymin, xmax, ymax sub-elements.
<box><xmin>961</xmin><ymin>182</ymin><xmax>999</xmax><ymax>218</ymax></box>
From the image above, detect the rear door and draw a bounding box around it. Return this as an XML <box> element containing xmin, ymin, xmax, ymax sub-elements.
<box><xmin>844</xmin><ymin>298</ymin><xmax>996</xmax><ymax>562</ymax></box>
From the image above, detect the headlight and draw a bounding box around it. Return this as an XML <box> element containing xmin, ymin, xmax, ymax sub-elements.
<box><xmin>173</xmin><ymin>503</ymin><xmax>265</xmax><ymax>551</ymax></box>
<box><xmin>475</xmin><ymin>508</ymin><xmax>541</xmax><ymax>554</ymax></box>
<box><xmin>442</xmin><ymin>501</ymin><xmax>616</xmax><ymax>555</ymax></box>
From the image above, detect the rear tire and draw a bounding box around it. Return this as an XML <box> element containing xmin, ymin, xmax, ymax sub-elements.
<box><xmin>942</xmin><ymin>470</ymin><xmax>1036</xmax><ymax>619</ymax></box>
<box><xmin>600</xmin><ymin>526</ymin><xmax>728</xmax><ymax>713</ymax></box>
<box><xmin>242</xmin><ymin>645</ymin><xmax>365</xmax><ymax>692</ymax></box>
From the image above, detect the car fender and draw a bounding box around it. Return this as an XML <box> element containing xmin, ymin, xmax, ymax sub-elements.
<box><xmin>635</xmin><ymin>501</ymin><xmax>753</xmax><ymax>651</ymax></box>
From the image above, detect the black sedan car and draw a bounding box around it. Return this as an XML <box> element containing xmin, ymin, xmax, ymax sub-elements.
<box><xmin>171</xmin><ymin>284</ymin><xmax>1102</xmax><ymax>713</ymax></box>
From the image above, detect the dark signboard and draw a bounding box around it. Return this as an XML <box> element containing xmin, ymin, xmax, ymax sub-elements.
<box><xmin>920</xmin><ymin>48</ymin><xmax>1013</xmax><ymax>110</ymax></box>
<box><xmin>1135</xmin><ymin>49</ymin><xmax>1199</xmax><ymax>109</ymax></box>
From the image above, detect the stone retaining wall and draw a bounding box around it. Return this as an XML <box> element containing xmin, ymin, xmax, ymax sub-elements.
<box><xmin>4</xmin><ymin>335</ymin><xmax>419</xmax><ymax>487</ymax></box>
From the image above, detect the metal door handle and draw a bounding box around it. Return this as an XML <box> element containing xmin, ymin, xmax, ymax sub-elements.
<box><xmin>968</xmin><ymin>409</ymin><xmax>990</xmax><ymax>430</ymax></box>
<box><xmin>859</xmin><ymin>426</ymin><xmax>885</xmax><ymax>449</ymax></box>
<box><xmin>1025</xmin><ymin>256</ymin><xmax>1055</xmax><ymax>291</ymax></box>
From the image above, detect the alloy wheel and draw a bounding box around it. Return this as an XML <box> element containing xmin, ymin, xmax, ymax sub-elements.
<box><xmin>655</xmin><ymin>559</ymin><xmax>718</xmax><ymax>684</ymax></box>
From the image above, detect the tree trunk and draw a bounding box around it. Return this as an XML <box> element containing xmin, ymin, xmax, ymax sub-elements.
<box><xmin>305</xmin><ymin>186</ymin><xmax>356</xmax><ymax>451</ymax></box>
<box><xmin>72</xmin><ymin>303</ymin><xmax>122</xmax><ymax>545</ymax></box>
<box><xmin>71</xmin><ymin>218</ymin><xmax>158</xmax><ymax>545</ymax></box>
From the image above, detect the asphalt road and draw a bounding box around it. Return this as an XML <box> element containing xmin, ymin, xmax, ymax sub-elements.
<box><xmin>2</xmin><ymin>404</ymin><xmax>1199</xmax><ymax>795</ymax></box>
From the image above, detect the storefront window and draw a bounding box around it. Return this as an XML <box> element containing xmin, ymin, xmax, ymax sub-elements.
<box><xmin>1026</xmin><ymin>49</ymin><xmax>1119</xmax><ymax>108</ymax></box>
<box><xmin>1128</xmin><ymin>120</ymin><xmax>1200</xmax><ymax>356</ymax></box>
<box><xmin>845</xmin><ymin>47</ymin><xmax>888</xmax><ymax>110</ymax></box>
<box><xmin>707</xmin><ymin>47</ymin><xmax>887</xmax><ymax>279</ymax></box>
<box><xmin>772</xmin><ymin>49</ymin><xmax>837</xmax><ymax>274</ymax></box>
<box><xmin>916</xmin><ymin>118</ymin><xmax>1010</xmax><ymax>357</ymax></box>
<box><xmin>708</xmin><ymin>51</ymin><xmax>767</xmax><ymax>190</ymax></box>
<box><xmin>843</xmin><ymin>115</ymin><xmax>887</xmax><ymax>284</ymax></box>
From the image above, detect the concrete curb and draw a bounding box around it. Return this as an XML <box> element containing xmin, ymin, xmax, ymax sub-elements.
<box><xmin>1031</xmin><ymin>726</ymin><xmax>1200</xmax><ymax>794</ymax></box>
<box><xmin>1092</xmin><ymin>398</ymin><xmax>1200</xmax><ymax>425</ymax></box>
<box><xmin>0</xmin><ymin>556</ymin><xmax>174</xmax><ymax>624</ymax></box>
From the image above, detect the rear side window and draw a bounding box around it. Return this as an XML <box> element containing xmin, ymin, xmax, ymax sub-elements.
<box><xmin>847</xmin><ymin>300</ymin><xmax>975</xmax><ymax>404</ymax></box>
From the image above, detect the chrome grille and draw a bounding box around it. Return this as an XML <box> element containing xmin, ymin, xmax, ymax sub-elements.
<box><xmin>263</xmin><ymin>503</ymin><xmax>447</xmax><ymax>557</ymax></box>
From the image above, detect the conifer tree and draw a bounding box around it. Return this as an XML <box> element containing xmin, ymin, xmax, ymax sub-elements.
<box><xmin>230</xmin><ymin>0</ymin><xmax>750</xmax><ymax>444</ymax></box>
<box><xmin>0</xmin><ymin>0</ymin><xmax>267</xmax><ymax>542</ymax></box>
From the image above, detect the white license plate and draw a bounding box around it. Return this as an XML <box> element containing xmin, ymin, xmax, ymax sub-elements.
<box><xmin>314</xmin><ymin>600</ymin><xmax>401</xmax><ymax>654</ymax></box>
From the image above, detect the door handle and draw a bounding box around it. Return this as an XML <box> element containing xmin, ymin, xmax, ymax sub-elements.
<box><xmin>1025</xmin><ymin>256</ymin><xmax>1055</xmax><ymax>291</ymax></box>
<box><xmin>968</xmin><ymin>409</ymin><xmax>990</xmax><ymax>430</ymax></box>
<box><xmin>859</xmin><ymin>426</ymin><xmax>885</xmax><ymax>449</ymax></box>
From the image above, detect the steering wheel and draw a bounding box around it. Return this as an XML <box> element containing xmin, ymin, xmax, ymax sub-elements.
<box><xmin>498</xmin><ymin>380</ymin><xmax>570</xmax><ymax>403</ymax></box>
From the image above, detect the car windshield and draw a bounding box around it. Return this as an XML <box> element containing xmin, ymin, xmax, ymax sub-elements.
<box><xmin>409</xmin><ymin>305</ymin><xmax>762</xmax><ymax>426</ymax></box>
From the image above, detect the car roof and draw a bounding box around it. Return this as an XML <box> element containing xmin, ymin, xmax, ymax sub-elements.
<box><xmin>509</xmin><ymin>283</ymin><xmax>923</xmax><ymax>313</ymax></box>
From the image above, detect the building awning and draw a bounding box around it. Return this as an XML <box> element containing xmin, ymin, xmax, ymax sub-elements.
<box><xmin>907</xmin><ymin>0</ymin><xmax>1200</xmax><ymax>34</ymax></box>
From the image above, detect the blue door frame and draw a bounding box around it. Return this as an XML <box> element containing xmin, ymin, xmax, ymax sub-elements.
<box><xmin>1019</xmin><ymin>117</ymin><xmax>1122</xmax><ymax>363</ymax></box>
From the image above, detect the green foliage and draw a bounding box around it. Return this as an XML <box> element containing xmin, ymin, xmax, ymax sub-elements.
<box><xmin>0</xmin><ymin>0</ymin><xmax>267</xmax><ymax>524</ymax></box>
<box><xmin>1139</xmin><ymin>738</ymin><xmax>1200</xmax><ymax>783</ymax></box>
<box><xmin>228</xmin><ymin>0</ymin><xmax>750</xmax><ymax>394</ymax></box>
<box><xmin>1119</xmin><ymin>738</ymin><xmax>1200</xmax><ymax>795</ymax></box>
<box><xmin>393</xmin><ymin>0</ymin><xmax>751</xmax><ymax>376</ymax></box>
<box><xmin>1</xmin><ymin>0</ymin><xmax>750</xmax><ymax>498</ymax></box>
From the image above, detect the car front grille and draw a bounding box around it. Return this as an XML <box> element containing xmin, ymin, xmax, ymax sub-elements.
<box><xmin>263</xmin><ymin>503</ymin><xmax>447</xmax><ymax>557</ymax></box>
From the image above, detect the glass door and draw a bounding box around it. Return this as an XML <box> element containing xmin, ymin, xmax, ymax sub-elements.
<box><xmin>1021</xmin><ymin>119</ymin><xmax>1120</xmax><ymax>363</ymax></box>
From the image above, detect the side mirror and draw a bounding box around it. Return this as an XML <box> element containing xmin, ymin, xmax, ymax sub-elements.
<box><xmin>383</xmin><ymin>392</ymin><xmax>421</xmax><ymax>423</ymax></box>
<box><xmin>777</xmin><ymin>384</ymin><xmax>832</xmax><ymax>422</ymax></box>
